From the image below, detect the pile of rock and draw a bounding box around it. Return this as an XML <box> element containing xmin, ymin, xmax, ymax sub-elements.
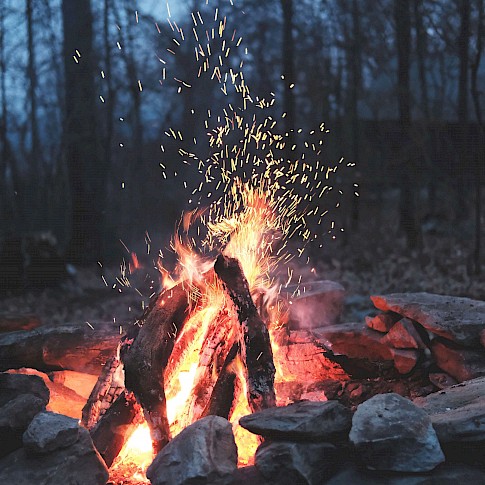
<box><xmin>0</xmin><ymin>372</ymin><xmax>108</xmax><ymax>484</ymax></box>
<box><xmin>144</xmin><ymin>382</ymin><xmax>485</xmax><ymax>485</ymax></box>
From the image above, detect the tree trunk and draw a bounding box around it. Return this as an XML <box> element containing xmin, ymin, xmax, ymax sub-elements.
<box><xmin>456</xmin><ymin>0</ymin><xmax>471</xmax><ymax>221</ymax></box>
<box><xmin>62</xmin><ymin>0</ymin><xmax>105</xmax><ymax>262</ymax></box>
<box><xmin>281</xmin><ymin>0</ymin><xmax>296</xmax><ymax>160</ymax></box>
<box><xmin>26</xmin><ymin>0</ymin><xmax>41</xmax><ymax>215</ymax></box>
<box><xmin>471</xmin><ymin>0</ymin><xmax>484</xmax><ymax>274</ymax></box>
<box><xmin>0</xmin><ymin>2</ymin><xmax>9</xmax><ymax>229</ymax></box>
<box><xmin>395</xmin><ymin>0</ymin><xmax>420</xmax><ymax>249</ymax></box>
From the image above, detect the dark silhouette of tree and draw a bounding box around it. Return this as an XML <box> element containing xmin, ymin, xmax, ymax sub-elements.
<box><xmin>281</xmin><ymin>0</ymin><xmax>295</xmax><ymax>160</ymax></box>
<box><xmin>395</xmin><ymin>0</ymin><xmax>420</xmax><ymax>249</ymax></box>
<box><xmin>62</xmin><ymin>0</ymin><xmax>106</xmax><ymax>262</ymax></box>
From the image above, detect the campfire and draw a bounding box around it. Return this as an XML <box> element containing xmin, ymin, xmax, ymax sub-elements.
<box><xmin>81</xmin><ymin>181</ymin><xmax>344</xmax><ymax>481</ymax></box>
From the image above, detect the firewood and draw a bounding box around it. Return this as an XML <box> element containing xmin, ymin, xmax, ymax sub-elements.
<box><xmin>214</xmin><ymin>254</ymin><xmax>276</xmax><ymax>412</ymax></box>
<box><xmin>202</xmin><ymin>343</ymin><xmax>238</xmax><ymax>419</ymax></box>
<box><xmin>121</xmin><ymin>283</ymin><xmax>191</xmax><ymax>452</ymax></box>
<box><xmin>90</xmin><ymin>390</ymin><xmax>142</xmax><ymax>468</ymax></box>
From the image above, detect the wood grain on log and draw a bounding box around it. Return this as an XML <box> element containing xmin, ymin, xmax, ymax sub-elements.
<box><xmin>214</xmin><ymin>254</ymin><xmax>276</xmax><ymax>412</ymax></box>
<box><xmin>121</xmin><ymin>283</ymin><xmax>191</xmax><ymax>452</ymax></box>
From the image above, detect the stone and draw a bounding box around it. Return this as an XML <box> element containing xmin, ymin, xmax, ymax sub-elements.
<box><xmin>146</xmin><ymin>416</ymin><xmax>237</xmax><ymax>485</ymax></box>
<box><xmin>430</xmin><ymin>338</ymin><xmax>485</xmax><ymax>382</ymax></box>
<box><xmin>389</xmin><ymin>348</ymin><xmax>420</xmax><ymax>374</ymax></box>
<box><xmin>428</xmin><ymin>372</ymin><xmax>458</xmax><ymax>390</ymax></box>
<box><xmin>7</xmin><ymin>368</ymin><xmax>87</xmax><ymax>419</ymax></box>
<box><xmin>0</xmin><ymin>427</ymin><xmax>109</xmax><ymax>485</ymax></box>
<box><xmin>0</xmin><ymin>322</ymin><xmax>121</xmax><ymax>375</ymax></box>
<box><xmin>255</xmin><ymin>440</ymin><xmax>338</xmax><ymax>485</ymax></box>
<box><xmin>382</xmin><ymin>318</ymin><xmax>427</xmax><ymax>349</ymax></box>
<box><xmin>311</xmin><ymin>322</ymin><xmax>394</xmax><ymax>361</ymax></box>
<box><xmin>0</xmin><ymin>314</ymin><xmax>42</xmax><ymax>333</ymax></box>
<box><xmin>23</xmin><ymin>411</ymin><xmax>80</xmax><ymax>454</ymax></box>
<box><xmin>0</xmin><ymin>394</ymin><xmax>46</xmax><ymax>458</ymax></box>
<box><xmin>481</xmin><ymin>329</ymin><xmax>485</xmax><ymax>348</ymax></box>
<box><xmin>0</xmin><ymin>372</ymin><xmax>49</xmax><ymax>407</ymax></box>
<box><xmin>326</xmin><ymin>462</ymin><xmax>485</xmax><ymax>484</ymax></box>
<box><xmin>349</xmin><ymin>393</ymin><xmax>444</xmax><ymax>472</ymax></box>
<box><xmin>48</xmin><ymin>370</ymin><xmax>98</xmax><ymax>400</ymax></box>
<box><xmin>232</xmin><ymin>466</ymin><xmax>269</xmax><ymax>485</ymax></box>
<box><xmin>365</xmin><ymin>312</ymin><xmax>401</xmax><ymax>333</ymax></box>
<box><xmin>282</xmin><ymin>280</ymin><xmax>345</xmax><ymax>329</ymax></box>
<box><xmin>414</xmin><ymin>376</ymin><xmax>485</xmax><ymax>444</ymax></box>
<box><xmin>371</xmin><ymin>293</ymin><xmax>485</xmax><ymax>347</ymax></box>
<box><xmin>239</xmin><ymin>400</ymin><xmax>351</xmax><ymax>441</ymax></box>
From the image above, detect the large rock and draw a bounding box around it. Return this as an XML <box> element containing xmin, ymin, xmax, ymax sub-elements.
<box><xmin>389</xmin><ymin>348</ymin><xmax>420</xmax><ymax>375</ymax></box>
<box><xmin>146</xmin><ymin>416</ymin><xmax>237</xmax><ymax>485</ymax></box>
<box><xmin>349</xmin><ymin>393</ymin><xmax>444</xmax><ymax>472</ymax></box>
<box><xmin>23</xmin><ymin>411</ymin><xmax>80</xmax><ymax>454</ymax></box>
<box><xmin>0</xmin><ymin>394</ymin><xmax>46</xmax><ymax>457</ymax></box>
<box><xmin>239</xmin><ymin>400</ymin><xmax>351</xmax><ymax>441</ymax></box>
<box><xmin>371</xmin><ymin>293</ymin><xmax>485</xmax><ymax>347</ymax></box>
<box><xmin>0</xmin><ymin>372</ymin><xmax>49</xmax><ymax>406</ymax></box>
<box><xmin>255</xmin><ymin>440</ymin><xmax>338</xmax><ymax>485</ymax></box>
<box><xmin>0</xmin><ymin>323</ymin><xmax>121</xmax><ymax>375</ymax></box>
<box><xmin>0</xmin><ymin>427</ymin><xmax>108</xmax><ymax>485</ymax></box>
<box><xmin>283</xmin><ymin>280</ymin><xmax>345</xmax><ymax>329</ymax></box>
<box><xmin>414</xmin><ymin>376</ymin><xmax>485</xmax><ymax>443</ymax></box>
<box><xmin>326</xmin><ymin>462</ymin><xmax>485</xmax><ymax>484</ymax></box>
<box><xmin>430</xmin><ymin>338</ymin><xmax>485</xmax><ymax>382</ymax></box>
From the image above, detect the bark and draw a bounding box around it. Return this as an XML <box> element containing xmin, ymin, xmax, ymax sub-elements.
<box><xmin>120</xmin><ymin>283</ymin><xmax>191</xmax><ymax>452</ymax></box>
<box><xmin>214</xmin><ymin>254</ymin><xmax>276</xmax><ymax>413</ymax></box>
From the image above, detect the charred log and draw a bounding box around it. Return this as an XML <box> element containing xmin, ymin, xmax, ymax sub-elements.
<box><xmin>90</xmin><ymin>390</ymin><xmax>142</xmax><ymax>468</ymax></box>
<box><xmin>121</xmin><ymin>283</ymin><xmax>191</xmax><ymax>452</ymax></box>
<box><xmin>214</xmin><ymin>254</ymin><xmax>276</xmax><ymax>412</ymax></box>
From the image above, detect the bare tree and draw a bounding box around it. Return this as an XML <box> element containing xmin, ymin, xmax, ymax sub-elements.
<box><xmin>62</xmin><ymin>0</ymin><xmax>105</xmax><ymax>262</ymax></box>
<box><xmin>395</xmin><ymin>0</ymin><xmax>420</xmax><ymax>249</ymax></box>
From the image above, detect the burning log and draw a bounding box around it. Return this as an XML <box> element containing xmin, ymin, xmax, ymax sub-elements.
<box><xmin>214</xmin><ymin>254</ymin><xmax>276</xmax><ymax>412</ymax></box>
<box><xmin>121</xmin><ymin>283</ymin><xmax>191</xmax><ymax>452</ymax></box>
<box><xmin>90</xmin><ymin>391</ymin><xmax>143</xmax><ymax>468</ymax></box>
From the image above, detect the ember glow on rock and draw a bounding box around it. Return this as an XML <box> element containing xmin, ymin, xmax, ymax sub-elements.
<box><xmin>110</xmin><ymin>0</ymin><xmax>353</xmax><ymax>479</ymax></box>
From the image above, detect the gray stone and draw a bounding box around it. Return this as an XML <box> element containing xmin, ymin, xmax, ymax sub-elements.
<box><xmin>0</xmin><ymin>427</ymin><xmax>108</xmax><ymax>485</ymax></box>
<box><xmin>365</xmin><ymin>313</ymin><xmax>401</xmax><ymax>333</ymax></box>
<box><xmin>0</xmin><ymin>394</ymin><xmax>46</xmax><ymax>458</ymax></box>
<box><xmin>371</xmin><ymin>293</ymin><xmax>485</xmax><ymax>347</ymax></box>
<box><xmin>239</xmin><ymin>400</ymin><xmax>351</xmax><ymax>441</ymax></box>
<box><xmin>23</xmin><ymin>411</ymin><xmax>80</xmax><ymax>454</ymax></box>
<box><xmin>350</xmin><ymin>393</ymin><xmax>445</xmax><ymax>472</ymax></box>
<box><xmin>146</xmin><ymin>415</ymin><xmax>237</xmax><ymax>485</ymax></box>
<box><xmin>326</xmin><ymin>462</ymin><xmax>485</xmax><ymax>484</ymax></box>
<box><xmin>414</xmin><ymin>376</ymin><xmax>485</xmax><ymax>443</ymax></box>
<box><xmin>382</xmin><ymin>318</ymin><xmax>427</xmax><ymax>349</ymax></box>
<box><xmin>481</xmin><ymin>328</ymin><xmax>485</xmax><ymax>348</ymax></box>
<box><xmin>431</xmin><ymin>338</ymin><xmax>485</xmax><ymax>382</ymax></box>
<box><xmin>0</xmin><ymin>372</ymin><xmax>49</xmax><ymax>407</ymax></box>
<box><xmin>255</xmin><ymin>440</ymin><xmax>337</xmax><ymax>485</ymax></box>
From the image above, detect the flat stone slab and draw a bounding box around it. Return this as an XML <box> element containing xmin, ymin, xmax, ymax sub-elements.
<box><xmin>239</xmin><ymin>400</ymin><xmax>352</xmax><ymax>441</ymax></box>
<box><xmin>350</xmin><ymin>393</ymin><xmax>444</xmax><ymax>472</ymax></box>
<box><xmin>371</xmin><ymin>293</ymin><xmax>485</xmax><ymax>347</ymax></box>
<box><xmin>0</xmin><ymin>372</ymin><xmax>49</xmax><ymax>407</ymax></box>
<box><xmin>414</xmin><ymin>376</ymin><xmax>485</xmax><ymax>443</ymax></box>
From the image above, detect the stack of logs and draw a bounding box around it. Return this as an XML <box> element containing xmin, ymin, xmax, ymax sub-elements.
<box><xmin>86</xmin><ymin>255</ymin><xmax>277</xmax><ymax>466</ymax></box>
